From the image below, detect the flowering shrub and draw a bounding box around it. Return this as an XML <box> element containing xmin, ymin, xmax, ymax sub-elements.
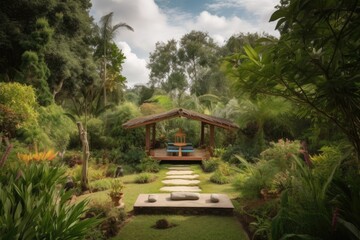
<box><xmin>17</xmin><ymin>149</ymin><xmax>58</xmax><ymax>163</ymax></box>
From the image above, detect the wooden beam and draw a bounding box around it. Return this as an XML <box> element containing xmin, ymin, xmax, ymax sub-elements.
<box><xmin>145</xmin><ymin>125</ymin><xmax>151</xmax><ymax>154</ymax></box>
<box><xmin>209</xmin><ymin>125</ymin><xmax>215</xmax><ymax>157</ymax></box>
<box><xmin>200</xmin><ymin>122</ymin><xmax>205</xmax><ymax>146</ymax></box>
<box><xmin>152</xmin><ymin>123</ymin><xmax>156</xmax><ymax>148</ymax></box>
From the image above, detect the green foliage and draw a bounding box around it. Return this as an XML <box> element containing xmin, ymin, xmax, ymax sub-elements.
<box><xmin>134</xmin><ymin>173</ymin><xmax>157</xmax><ymax>184</ymax></box>
<box><xmin>224</xmin><ymin>0</ymin><xmax>360</xmax><ymax>160</ymax></box>
<box><xmin>271</xmin><ymin>156</ymin><xmax>343</xmax><ymax>240</ymax></box>
<box><xmin>0</xmin><ymin>162</ymin><xmax>99</xmax><ymax>239</ymax></box>
<box><xmin>137</xmin><ymin>157</ymin><xmax>160</xmax><ymax>173</ymax></box>
<box><xmin>104</xmin><ymin>102</ymin><xmax>144</xmax><ymax>151</ymax></box>
<box><xmin>36</xmin><ymin>104</ymin><xmax>77</xmax><ymax>150</ymax></box>
<box><xmin>233</xmin><ymin>158</ymin><xmax>278</xmax><ymax>199</ymax></box>
<box><xmin>89</xmin><ymin>178</ymin><xmax>112</xmax><ymax>191</ymax></box>
<box><xmin>87</xmin><ymin>117</ymin><xmax>106</xmax><ymax>149</ymax></box>
<box><xmin>0</xmin><ymin>82</ymin><xmax>38</xmax><ymax>135</ymax></box>
<box><xmin>210</xmin><ymin>162</ymin><xmax>233</xmax><ymax>184</ymax></box>
<box><xmin>19</xmin><ymin>50</ymin><xmax>53</xmax><ymax>106</ymax></box>
<box><xmin>109</xmin><ymin>179</ymin><xmax>124</xmax><ymax>197</ymax></box>
<box><xmin>210</xmin><ymin>170</ymin><xmax>230</xmax><ymax>184</ymax></box>
<box><xmin>261</xmin><ymin>139</ymin><xmax>301</xmax><ymax>170</ymax></box>
<box><xmin>85</xmin><ymin>201</ymin><xmax>127</xmax><ymax>239</ymax></box>
<box><xmin>202</xmin><ymin>157</ymin><xmax>221</xmax><ymax>172</ymax></box>
<box><xmin>123</xmin><ymin>147</ymin><xmax>147</xmax><ymax>166</ymax></box>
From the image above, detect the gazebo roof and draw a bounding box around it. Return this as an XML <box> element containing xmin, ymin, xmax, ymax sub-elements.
<box><xmin>122</xmin><ymin>108</ymin><xmax>239</xmax><ymax>130</ymax></box>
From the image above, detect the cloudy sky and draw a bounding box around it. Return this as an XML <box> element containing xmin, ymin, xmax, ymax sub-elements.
<box><xmin>90</xmin><ymin>0</ymin><xmax>280</xmax><ymax>87</ymax></box>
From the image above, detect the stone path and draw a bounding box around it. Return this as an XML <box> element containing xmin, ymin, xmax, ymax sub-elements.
<box><xmin>160</xmin><ymin>165</ymin><xmax>201</xmax><ymax>192</ymax></box>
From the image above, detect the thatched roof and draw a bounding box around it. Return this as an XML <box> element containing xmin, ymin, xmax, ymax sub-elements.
<box><xmin>122</xmin><ymin>108</ymin><xmax>239</xmax><ymax>130</ymax></box>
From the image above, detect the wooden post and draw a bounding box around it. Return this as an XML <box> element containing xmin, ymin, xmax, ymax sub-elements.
<box><xmin>145</xmin><ymin>125</ymin><xmax>151</xmax><ymax>154</ymax></box>
<box><xmin>200</xmin><ymin>122</ymin><xmax>205</xmax><ymax>146</ymax></box>
<box><xmin>152</xmin><ymin>123</ymin><xmax>156</xmax><ymax>148</ymax></box>
<box><xmin>209</xmin><ymin>125</ymin><xmax>215</xmax><ymax>157</ymax></box>
<box><xmin>77</xmin><ymin>122</ymin><xmax>90</xmax><ymax>191</ymax></box>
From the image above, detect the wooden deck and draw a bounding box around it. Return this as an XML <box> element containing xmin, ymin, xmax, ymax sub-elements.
<box><xmin>150</xmin><ymin>148</ymin><xmax>210</xmax><ymax>161</ymax></box>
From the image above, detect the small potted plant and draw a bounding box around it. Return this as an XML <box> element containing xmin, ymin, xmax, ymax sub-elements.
<box><xmin>109</xmin><ymin>179</ymin><xmax>124</xmax><ymax>207</ymax></box>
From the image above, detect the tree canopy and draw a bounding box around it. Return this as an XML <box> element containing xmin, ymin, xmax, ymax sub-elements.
<box><xmin>224</xmin><ymin>0</ymin><xmax>360</xmax><ymax>161</ymax></box>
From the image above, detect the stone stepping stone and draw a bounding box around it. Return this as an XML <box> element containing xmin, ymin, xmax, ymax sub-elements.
<box><xmin>162</xmin><ymin>179</ymin><xmax>200</xmax><ymax>186</ymax></box>
<box><xmin>168</xmin><ymin>167</ymin><xmax>191</xmax><ymax>171</ymax></box>
<box><xmin>165</xmin><ymin>174</ymin><xmax>199</xmax><ymax>180</ymax></box>
<box><xmin>166</xmin><ymin>170</ymin><xmax>194</xmax><ymax>175</ymax></box>
<box><xmin>160</xmin><ymin>186</ymin><xmax>202</xmax><ymax>192</ymax></box>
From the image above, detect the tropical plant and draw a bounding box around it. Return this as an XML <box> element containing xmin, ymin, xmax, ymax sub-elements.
<box><xmin>137</xmin><ymin>156</ymin><xmax>160</xmax><ymax>173</ymax></box>
<box><xmin>17</xmin><ymin>149</ymin><xmax>58</xmax><ymax>164</ymax></box>
<box><xmin>134</xmin><ymin>172</ymin><xmax>157</xmax><ymax>184</ymax></box>
<box><xmin>224</xmin><ymin>0</ymin><xmax>360</xmax><ymax>162</ymax></box>
<box><xmin>202</xmin><ymin>157</ymin><xmax>221</xmax><ymax>172</ymax></box>
<box><xmin>109</xmin><ymin>179</ymin><xmax>124</xmax><ymax>198</ymax></box>
<box><xmin>95</xmin><ymin>12</ymin><xmax>133</xmax><ymax>108</ymax></box>
<box><xmin>0</xmin><ymin>82</ymin><xmax>38</xmax><ymax>137</ymax></box>
<box><xmin>0</xmin><ymin>162</ymin><xmax>99</xmax><ymax>239</ymax></box>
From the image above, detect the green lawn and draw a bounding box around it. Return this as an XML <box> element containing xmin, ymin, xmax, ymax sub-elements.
<box><xmin>77</xmin><ymin>163</ymin><xmax>248</xmax><ymax>239</ymax></box>
<box><xmin>113</xmin><ymin>215</ymin><xmax>248</xmax><ymax>240</ymax></box>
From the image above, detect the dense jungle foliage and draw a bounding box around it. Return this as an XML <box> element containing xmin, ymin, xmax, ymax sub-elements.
<box><xmin>0</xmin><ymin>0</ymin><xmax>359</xmax><ymax>239</ymax></box>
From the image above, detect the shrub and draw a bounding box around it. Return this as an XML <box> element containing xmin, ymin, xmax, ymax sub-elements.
<box><xmin>123</xmin><ymin>147</ymin><xmax>147</xmax><ymax>166</ymax></box>
<box><xmin>105</xmin><ymin>163</ymin><xmax>118</xmax><ymax>177</ymax></box>
<box><xmin>63</xmin><ymin>151</ymin><xmax>82</xmax><ymax>167</ymax></box>
<box><xmin>202</xmin><ymin>157</ymin><xmax>221</xmax><ymax>172</ymax></box>
<box><xmin>87</xmin><ymin>117</ymin><xmax>106</xmax><ymax>150</ymax></box>
<box><xmin>86</xmin><ymin>201</ymin><xmax>127</xmax><ymax>239</ymax></box>
<box><xmin>137</xmin><ymin>156</ymin><xmax>160</xmax><ymax>173</ymax></box>
<box><xmin>134</xmin><ymin>173</ymin><xmax>157</xmax><ymax>184</ymax></box>
<box><xmin>155</xmin><ymin>219</ymin><xmax>171</xmax><ymax>229</ymax></box>
<box><xmin>88</xmin><ymin>165</ymin><xmax>106</xmax><ymax>181</ymax></box>
<box><xmin>213</xmin><ymin>148</ymin><xmax>226</xmax><ymax>158</ymax></box>
<box><xmin>210</xmin><ymin>170</ymin><xmax>230</xmax><ymax>184</ymax></box>
<box><xmin>89</xmin><ymin>179</ymin><xmax>112</xmax><ymax>192</ymax></box>
<box><xmin>233</xmin><ymin>157</ymin><xmax>280</xmax><ymax>199</ymax></box>
<box><xmin>37</xmin><ymin>104</ymin><xmax>77</xmax><ymax>151</ymax></box>
<box><xmin>260</xmin><ymin>139</ymin><xmax>300</xmax><ymax>170</ymax></box>
<box><xmin>0</xmin><ymin>162</ymin><xmax>99</xmax><ymax>239</ymax></box>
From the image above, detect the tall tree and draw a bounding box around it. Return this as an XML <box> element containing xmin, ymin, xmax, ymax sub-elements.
<box><xmin>179</xmin><ymin>31</ymin><xmax>219</xmax><ymax>95</ymax></box>
<box><xmin>0</xmin><ymin>0</ymin><xmax>97</xmax><ymax>105</ymax></box>
<box><xmin>224</xmin><ymin>0</ymin><xmax>360</xmax><ymax>162</ymax></box>
<box><xmin>95</xmin><ymin>12</ymin><xmax>133</xmax><ymax>108</ymax></box>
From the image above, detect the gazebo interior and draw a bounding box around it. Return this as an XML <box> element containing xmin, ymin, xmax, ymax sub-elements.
<box><xmin>122</xmin><ymin>108</ymin><xmax>238</xmax><ymax>161</ymax></box>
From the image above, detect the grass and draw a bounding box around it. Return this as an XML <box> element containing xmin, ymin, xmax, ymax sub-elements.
<box><xmin>113</xmin><ymin>215</ymin><xmax>248</xmax><ymax>240</ymax></box>
<box><xmin>76</xmin><ymin>162</ymin><xmax>248</xmax><ymax>239</ymax></box>
<box><xmin>77</xmin><ymin>169</ymin><xmax>167</xmax><ymax>212</ymax></box>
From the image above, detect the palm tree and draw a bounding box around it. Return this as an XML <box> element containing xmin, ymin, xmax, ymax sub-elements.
<box><xmin>97</xmin><ymin>12</ymin><xmax>134</xmax><ymax>107</ymax></box>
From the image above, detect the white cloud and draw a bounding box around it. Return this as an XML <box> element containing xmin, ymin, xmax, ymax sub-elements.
<box><xmin>91</xmin><ymin>0</ymin><xmax>279</xmax><ymax>87</ymax></box>
<box><xmin>118</xmin><ymin>42</ymin><xmax>149</xmax><ymax>87</ymax></box>
<box><xmin>186</xmin><ymin>11</ymin><xmax>259</xmax><ymax>45</ymax></box>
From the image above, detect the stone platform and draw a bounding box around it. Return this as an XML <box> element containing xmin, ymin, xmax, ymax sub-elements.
<box><xmin>133</xmin><ymin>193</ymin><xmax>234</xmax><ymax>215</ymax></box>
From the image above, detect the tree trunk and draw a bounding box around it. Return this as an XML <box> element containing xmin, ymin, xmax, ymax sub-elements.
<box><xmin>77</xmin><ymin>122</ymin><xmax>90</xmax><ymax>191</ymax></box>
<box><xmin>0</xmin><ymin>138</ymin><xmax>13</xmax><ymax>168</ymax></box>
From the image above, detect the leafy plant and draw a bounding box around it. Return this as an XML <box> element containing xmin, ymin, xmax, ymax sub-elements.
<box><xmin>134</xmin><ymin>173</ymin><xmax>157</xmax><ymax>184</ymax></box>
<box><xmin>109</xmin><ymin>179</ymin><xmax>124</xmax><ymax>198</ymax></box>
<box><xmin>17</xmin><ymin>149</ymin><xmax>58</xmax><ymax>163</ymax></box>
<box><xmin>271</xmin><ymin>155</ymin><xmax>344</xmax><ymax>239</ymax></box>
<box><xmin>202</xmin><ymin>157</ymin><xmax>221</xmax><ymax>172</ymax></box>
<box><xmin>89</xmin><ymin>179</ymin><xmax>112</xmax><ymax>192</ymax></box>
<box><xmin>233</xmin><ymin>155</ymin><xmax>280</xmax><ymax>199</ymax></box>
<box><xmin>137</xmin><ymin>156</ymin><xmax>160</xmax><ymax>173</ymax></box>
<box><xmin>210</xmin><ymin>170</ymin><xmax>230</xmax><ymax>184</ymax></box>
<box><xmin>0</xmin><ymin>162</ymin><xmax>99</xmax><ymax>239</ymax></box>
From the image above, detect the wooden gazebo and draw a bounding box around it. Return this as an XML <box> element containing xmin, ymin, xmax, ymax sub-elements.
<box><xmin>122</xmin><ymin>108</ymin><xmax>238</xmax><ymax>161</ymax></box>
